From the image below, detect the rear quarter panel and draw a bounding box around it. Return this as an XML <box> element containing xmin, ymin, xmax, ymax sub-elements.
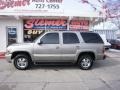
<box><xmin>75</xmin><ymin>43</ymin><xmax>104</xmax><ymax>61</ymax></box>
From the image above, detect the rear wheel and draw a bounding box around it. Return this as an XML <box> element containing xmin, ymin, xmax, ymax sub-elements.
<box><xmin>78</xmin><ymin>55</ymin><xmax>93</xmax><ymax>70</ymax></box>
<box><xmin>13</xmin><ymin>54</ymin><xmax>32</xmax><ymax>70</ymax></box>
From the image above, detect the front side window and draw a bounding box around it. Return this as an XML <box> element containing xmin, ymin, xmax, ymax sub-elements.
<box><xmin>40</xmin><ymin>33</ymin><xmax>59</xmax><ymax>44</ymax></box>
<box><xmin>63</xmin><ymin>33</ymin><xmax>79</xmax><ymax>44</ymax></box>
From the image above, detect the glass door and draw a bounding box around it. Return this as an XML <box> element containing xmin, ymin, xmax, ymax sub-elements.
<box><xmin>7</xmin><ymin>27</ymin><xmax>17</xmax><ymax>46</ymax></box>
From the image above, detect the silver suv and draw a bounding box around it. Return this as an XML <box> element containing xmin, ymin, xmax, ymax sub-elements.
<box><xmin>6</xmin><ymin>31</ymin><xmax>105</xmax><ymax>70</ymax></box>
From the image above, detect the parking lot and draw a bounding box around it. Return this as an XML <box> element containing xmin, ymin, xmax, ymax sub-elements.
<box><xmin>0</xmin><ymin>49</ymin><xmax>120</xmax><ymax>90</ymax></box>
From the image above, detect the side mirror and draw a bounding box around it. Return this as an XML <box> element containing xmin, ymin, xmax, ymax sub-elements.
<box><xmin>38</xmin><ymin>41</ymin><xmax>43</xmax><ymax>45</ymax></box>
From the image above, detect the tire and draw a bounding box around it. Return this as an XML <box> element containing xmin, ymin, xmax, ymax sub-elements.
<box><xmin>13</xmin><ymin>54</ymin><xmax>32</xmax><ymax>70</ymax></box>
<box><xmin>78</xmin><ymin>54</ymin><xmax>93</xmax><ymax>70</ymax></box>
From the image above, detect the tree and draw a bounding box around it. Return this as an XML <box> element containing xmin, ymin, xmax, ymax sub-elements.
<box><xmin>105</xmin><ymin>0</ymin><xmax>120</xmax><ymax>29</ymax></box>
<box><xmin>80</xmin><ymin>0</ymin><xmax>120</xmax><ymax>29</ymax></box>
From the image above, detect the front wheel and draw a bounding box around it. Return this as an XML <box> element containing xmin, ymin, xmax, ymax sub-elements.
<box><xmin>13</xmin><ymin>54</ymin><xmax>32</xmax><ymax>70</ymax></box>
<box><xmin>78</xmin><ymin>55</ymin><xmax>93</xmax><ymax>70</ymax></box>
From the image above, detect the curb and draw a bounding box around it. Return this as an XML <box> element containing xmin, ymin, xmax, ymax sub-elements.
<box><xmin>0</xmin><ymin>56</ymin><xmax>5</xmax><ymax>59</ymax></box>
<box><xmin>0</xmin><ymin>52</ymin><xmax>5</xmax><ymax>59</ymax></box>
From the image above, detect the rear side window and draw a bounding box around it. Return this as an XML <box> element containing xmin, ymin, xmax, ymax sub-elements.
<box><xmin>81</xmin><ymin>32</ymin><xmax>103</xmax><ymax>43</ymax></box>
<box><xmin>63</xmin><ymin>33</ymin><xmax>79</xmax><ymax>44</ymax></box>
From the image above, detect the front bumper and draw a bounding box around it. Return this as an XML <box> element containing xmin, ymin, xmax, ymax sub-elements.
<box><xmin>5</xmin><ymin>54</ymin><xmax>12</xmax><ymax>63</ymax></box>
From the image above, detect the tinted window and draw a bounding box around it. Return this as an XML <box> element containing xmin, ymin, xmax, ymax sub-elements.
<box><xmin>81</xmin><ymin>32</ymin><xmax>103</xmax><ymax>43</ymax></box>
<box><xmin>41</xmin><ymin>33</ymin><xmax>59</xmax><ymax>44</ymax></box>
<box><xmin>63</xmin><ymin>33</ymin><xmax>79</xmax><ymax>44</ymax></box>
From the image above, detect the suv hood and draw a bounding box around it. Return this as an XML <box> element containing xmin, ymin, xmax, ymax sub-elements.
<box><xmin>7</xmin><ymin>43</ymin><xmax>34</xmax><ymax>50</ymax></box>
<box><xmin>9</xmin><ymin>43</ymin><xmax>33</xmax><ymax>46</ymax></box>
<box><xmin>6</xmin><ymin>43</ymin><xmax>34</xmax><ymax>54</ymax></box>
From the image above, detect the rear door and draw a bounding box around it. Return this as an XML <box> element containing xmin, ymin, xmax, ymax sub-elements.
<box><xmin>61</xmin><ymin>32</ymin><xmax>80</xmax><ymax>62</ymax></box>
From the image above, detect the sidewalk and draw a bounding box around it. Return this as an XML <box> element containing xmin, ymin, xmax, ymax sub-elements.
<box><xmin>109</xmin><ymin>49</ymin><xmax>120</xmax><ymax>53</ymax></box>
<box><xmin>105</xmin><ymin>49</ymin><xmax>120</xmax><ymax>58</ymax></box>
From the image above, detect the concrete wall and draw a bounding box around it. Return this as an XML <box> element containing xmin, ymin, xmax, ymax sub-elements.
<box><xmin>0</xmin><ymin>18</ymin><xmax>23</xmax><ymax>52</ymax></box>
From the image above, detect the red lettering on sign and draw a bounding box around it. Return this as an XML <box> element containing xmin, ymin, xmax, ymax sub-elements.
<box><xmin>24</xmin><ymin>19</ymin><xmax>35</xmax><ymax>29</ymax></box>
<box><xmin>0</xmin><ymin>0</ymin><xmax>30</xmax><ymax>9</ymax></box>
<box><xmin>45</xmin><ymin>20</ymin><xmax>66</xmax><ymax>26</ymax></box>
<box><xmin>24</xmin><ymin>19</ymin><xmax>67</xmax><ymax>29</ymax></box>
<box><xmin>45</xmin><ymin>20</ymin><xmax>52</xmax><ymax>26</ymax></box>
<box><xmin>70</xmin><ymin>20</ymin><xmax>89</xmax><ymax>26</ymax></box>
<box><xmin>61</xmin><ymin>20</ymin><xmax>66</xmax><ymax>26</ymax></box>
<box><xmin>35</xmin><ymin>19</ymin><xmax>43</xmax><ymax>26</ymax></box>
<box><xmin>70</xmin><ymin>20</ymin><xmax>89</xmax><ymax>30</ymax></box>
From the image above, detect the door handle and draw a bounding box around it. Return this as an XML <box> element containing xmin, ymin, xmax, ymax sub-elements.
<box><xmin>56</xmin><ymin>46</ymin><xmax>60</xmax><ymax>49</ymax></box>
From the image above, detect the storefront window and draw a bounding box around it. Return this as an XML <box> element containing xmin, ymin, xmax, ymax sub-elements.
<box><xmin>23</xmin><ymin>19</ymin><xmax>67</xmax><ymax>42</ymax></box>
<box><xmin>24</xmin><ymin>30</ymin><xmax>45</xmax><ymax>42</ymax></box>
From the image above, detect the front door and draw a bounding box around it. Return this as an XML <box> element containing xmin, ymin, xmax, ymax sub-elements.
<box><xmin>33</xmin><ymin>33</ymin><xmax>61</xmax><ymax>62</ymax></box>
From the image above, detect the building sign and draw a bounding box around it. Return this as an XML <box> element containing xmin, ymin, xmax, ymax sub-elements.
<box><xmin>69</xmin><ymin>20</ymin><xmax>89</xmax><ymax>30</ymax></box>
<box><xmin>0</xmin><ymin>0</ymin><xmax>64</xmax><ymax>16</ymax></box>
<box><xmin>24</xmin><ymin>19</ymin><xmax>67</xmax><ymax>30</ymax></box>
<box><xmin>0</xmin><ymin>0</ymin><xmax>104</xmax><ymax>17</ymax></box>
